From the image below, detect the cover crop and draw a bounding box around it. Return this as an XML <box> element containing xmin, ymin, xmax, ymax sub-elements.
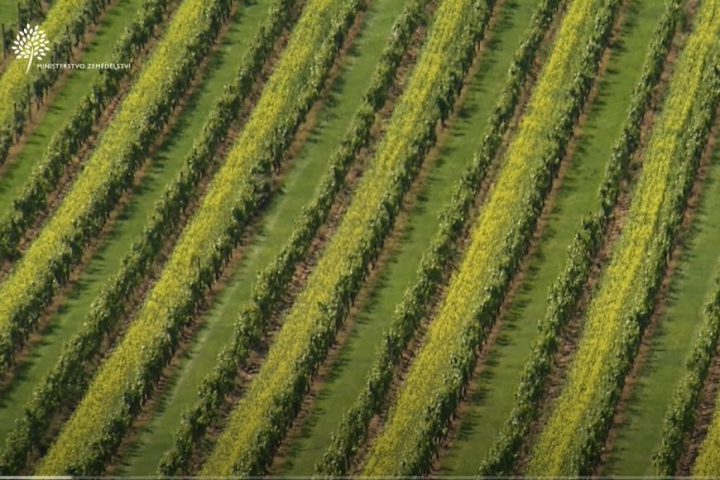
<box><xmin>528</xmin><ymin>0</ymin><xmax>720</xmax><ymax>475</ymax></box>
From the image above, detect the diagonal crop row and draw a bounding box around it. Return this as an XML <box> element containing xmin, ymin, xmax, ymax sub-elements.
<box><xmin>313</xmin><ymin>0</ymin><xmax>565</xmax><ymax>476</ymax></box>
<box><xmin>478</xmin><ymin>0</ymin><xmax>682</xmax><ymax>474</ymax></box>
<box><xmin>0</xmin><ymin>0</ymin><xmax>234</xmax><ymax>379</ymax></box>
<box><xmin>653</xmin><ymin>256</ymin><xmax>720</xmax><ymax>476</ymax></box>
<box><xmin>0</xmin><ymin>0</ymin><xmax>175</xmax><ymax>262</ymax></box>
<box><xmin>527</xmin><ymin>1</ymin><xmax>720</xmax><ymax>474</ymax></box>
<box><xmin>0</xmin><ymin>0</ymin><xmax>299</xmax><ymax>474</ymax></box>
<box><xmin>688</xmin><ymin>254</ymin><xmax>720</xmax><ymax>475</ymax></box>
<box><xmin>0</xmin><ymin>0</ymin><xmax>114</xmax><ymax>165</ymax></box>
<box><xmin>358</xmin><ymin>0</ymin><xmax>620</xmax><ymax>476</ymax></box>
<box><xmin>197</xmin><ymin>0</ymin><xmax>493</xmax><ymax>476</ymax></box>
<box><xmin>653</xmin><ymin>76</ymin><xmax>720</xmax><ymax>477</ymax></box>
<box><xmin>33</xmin><ymin>0</ymin><xmax>364</xmax><ymax>474</ymax></box>
<box><xmin>156</xmin><ymin>0</ymin><xmax>434</xmax><ymax>474</ymax></box>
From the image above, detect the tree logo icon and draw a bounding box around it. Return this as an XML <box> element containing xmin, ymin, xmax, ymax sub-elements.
<box><xmin>11</xmin><ymin>24</ymin><xmax>51</xmax><ymax>73</ymax></box>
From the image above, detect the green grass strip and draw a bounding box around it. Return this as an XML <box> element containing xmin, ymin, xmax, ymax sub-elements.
<box><xmin>199</xmin><ymin>0</ymin><xmax>486</xmax><ymax>475</ymax></box>
<box><xmin>606</xmin><ymin>105</ymin><xmax>720</xmax><ymax>476</ymax></box>
<box><xmin>0</xmin><ymin>0</ymin><xmax>176</xmax><ymax>264</ymax></box>
<box><xmin>1</xmin><ymin>0</ymin><xmax>47</xmax><ymax>29</ymax></box>
<box><xmin>0</xmin><ymin>0</ymin><xmax>138</xmax><ymax>214</ymax></box>
<box><xmin>0</xmin><ymin>1</ymin><xmax>19</xmax><ymax>26</ymax></box>
<box><xmin>34</xmin><ymin>0</ymin><xmax>355</xmax><ymax>473</ymax></box>
<box><xmin>527</xmin><ymin>0</ymin><xmax>720</xmax><ymax>474</ymax></box>
<box><xmin>0</xmin><ymin>0</ymin><xmax>232</xmax><ymax>377</ymax></box>
<box><xmin>690</xmin><ymin>266</ymin><xmax>720</xmax><ymax>474</ymax></box>
<box><xmin>359</xmin><ymin>0</ymin><xmax>611</xmax><ymax>475</ymax></box>
<box><xmin>0</xmin><ymin>0</ymin><xmax>102</xmax><ymax>144</ymax></box>
<box><xmin>313</xmin><ymin>0</ymin><xmax>564</xmax><ymax>474</ymax></box>
<box><xmin>115</xmin><ymin>0</ymin><xmax>406</xmax><ymax>474</ymax></box>
<box><xmin>437</xmin><ymin>0</ymin><xmax>666</xmax><ymax>474</ymax></box>
<box><xmin>19</xmin><ymin>0</ymin><xmax>235</xmax><ymax>466</ymax></box>
<box><xmin>0</xmin><ymin>0</ymin><xmax>301</xmax><ymax>473</ymax></box>
<box><xmin>0</xmin><ymin>0</ymin><xmax>271</xmax><ymax>446</ymax></box>
<box><xmin>154</xmin><ymin>0</ymin><xmax>434</xmax><ymax>475</ymax></box>
<box><xmin>276</xmin><ymin>0</ymin><xmax>539</xmax><ymax>475</ymax></box>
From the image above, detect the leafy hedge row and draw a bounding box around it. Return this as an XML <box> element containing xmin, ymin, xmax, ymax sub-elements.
<box><xmin>653</xmin><ymin>58</ymin><xmax>720</xmax><ymax>478</ymax></box>
<box><xmin>0</xmin><ymin>0</ymin><xmax>297</xmax><ymax>474</ymax></box>
<box><xmin>527</xmin><ymin>2</ymin><xmax>720</xmax><ymax>473</ymax></box>
<box><xmin>0</xmin><ymin>0</ymin><xmax>233</xmax><ymax>379</ymax></box>
<box><xmin>688</xmin><ymin>245</ymin><xmax>720</xmax><ymax>476</ymax></box>
<box><xmin>157</xmin><ymin>0</ymin><xmax>433</xmax><ymax>474</ymax></box>
<box><xmin>359</xmin><ymin>0</ymin><xmax>620</xmax><ymax>476</ymax></box>
<box><xmin>478</xmin><ymin>0</ymin><xmax>682</xmax><ymax>474</ymax></box>
<box><xmin>197</xmin><ymin>0</ymin><xmax>491</xmax><ymax>476</ymax></box>
<box><xmin>0</xmin><ymin>0</ymin><xmax>174</xmax><ymax>262</ymax></box>
<box><xmin>0</xmin><ymin>0</ymin><xmax>113</xmax><ymax>165</ymax></box>
<box><xmin>313</xmin><ymin>0</ymin><xmax>562</xmax><ymax>476</ymax></box>
<box><xmin>656</xmin><ymin>264</ymin><xmax>720</xmax><ymax>475</ymax></box>
<box><xmin>33</xmin><ymin>0</ymin><xmax>363</xmax><ymax>474</ymax></box>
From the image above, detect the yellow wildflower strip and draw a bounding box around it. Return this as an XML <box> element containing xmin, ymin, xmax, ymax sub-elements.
<box><xmin>0</xmin><ymin>0</ymin><xmax>94</xmax><ymax>137</ymax></box>
<box><xmin>199</xmin><ymin>0</ymin><xmax>486</xmax><ymax>475</ymax></box>
<box><xmin>0</xmin><ymin>0</ymin><xmax>231</xmax><ymax>371</ymax></box>
<box><xmin>34</xmin><ymin>0</ymin><xmax>352</xmax><ymax>474</ymax></box>
<box><xmin>359</xmin><ymin>0</ymin><xmax>609</xmax><ymax>475</ymax></box>
<box><xmin>528</xmin><ymin>1</ymin><xmax>720</xmax><ymax>476</ymax></box>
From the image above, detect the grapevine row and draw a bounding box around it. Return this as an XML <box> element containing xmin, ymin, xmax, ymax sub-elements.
<box><xmin>0</xmin><ymin>0</ymin><xmax>174</xmax><ymax>261</ymax></box>
<box><xmin>527</xmin><ymin>1</ymin><xmax>720</xmax><ymax>474</ymax></box>
<box><xmin>198</xmin><ymin>0</ymin><xmax>491</xmax><ymax>475</ymax></box>
<box><xmin>0</xmin><ymin>0</ymin><xmax>233</xmax><ymax>378</ymax></box>
<box><xmin>0</xmin><ymin>0</ymin><xmax>113</xmax><ymax>165</ymax></box>
<box><xmin>34</xmin><ymin>0</ymin><xmax>362</xmax><ymax>473</ymax></box>
<box><xmin>157</xmin><ymin>0</ymin><xmax>432</xmax><ymax>474</ymax></box>
<box><xmin>363</xmin><ymin>2</ymin><xmax>614</xmax><ymax>475</ymax></box>
<box><xmin>359</xmin><ymin>0</ymin><xmax>619</xmax><ymax>476</ymax></box>
<box><xmin>479</xmin><ymin>0</ymin><xmax>681</xmax><ymax>474</ymax></box>
<box><xmin>689</xmin><ymin>253</ymin><xmax>720</xmax><ymax>475</ymax></box>
<box><xmin>654</xmin><ymin>261</ymin><xmax>720</xmax><ymax>475</ymax></box>
<box><xmin>653</xmin><ymin>81</ymin><xmax>720</xmax><ymax>478</ymax></box>
<box><xmin>314</xmin><ymin>0</ymin><xmax>563</xmax><ymax>475</ymax></box>
<box><xmin>0</xmin><ymin>0</ymin><xmax>297</xmax><ymax>473</ymax></box>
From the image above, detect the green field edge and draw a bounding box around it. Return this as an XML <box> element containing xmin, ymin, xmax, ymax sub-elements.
<box><xmin>115</xmin><ymin>0</ymin><xmax>407</xmax><ymax>474</ymax></box>
<box><xmin>0</xmin><ymin>0</ymin><xmax>274</xmax><ymax>442</ymax></box>
<box><xmin>436</xmin><ymin>0</ymin><xmax>667</xmax><ymax>474</ymax></box>
<box><xmin>0</xmin><ymin>0</ymin><xmax>140</xmax><ymax>211</ymax></box>
<box><xmin>0</xmin><ymin>1</ymin><xmax>18</xmax><ymax>29</ymax></box>
<box><xmin>274</xmin><ymin>0</ymin><xmax>540</xmax><ymax>474</ymax></box>
<box><xmin>604</xmin><ymin>118</ymin><xmax>720</xmax><ymax>476</ymax></box>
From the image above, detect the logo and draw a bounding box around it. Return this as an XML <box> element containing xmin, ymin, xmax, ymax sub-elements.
<box><xmin>12</xmin><ymin>24</ymin><xmax>50</xmax><ymax>73</ymax></box>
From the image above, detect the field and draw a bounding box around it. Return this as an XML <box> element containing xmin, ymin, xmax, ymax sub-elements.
<box><xmin>0</xmin><ymin>0</ymin><xmax>719</xmax><ymax>476</ymax></box>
